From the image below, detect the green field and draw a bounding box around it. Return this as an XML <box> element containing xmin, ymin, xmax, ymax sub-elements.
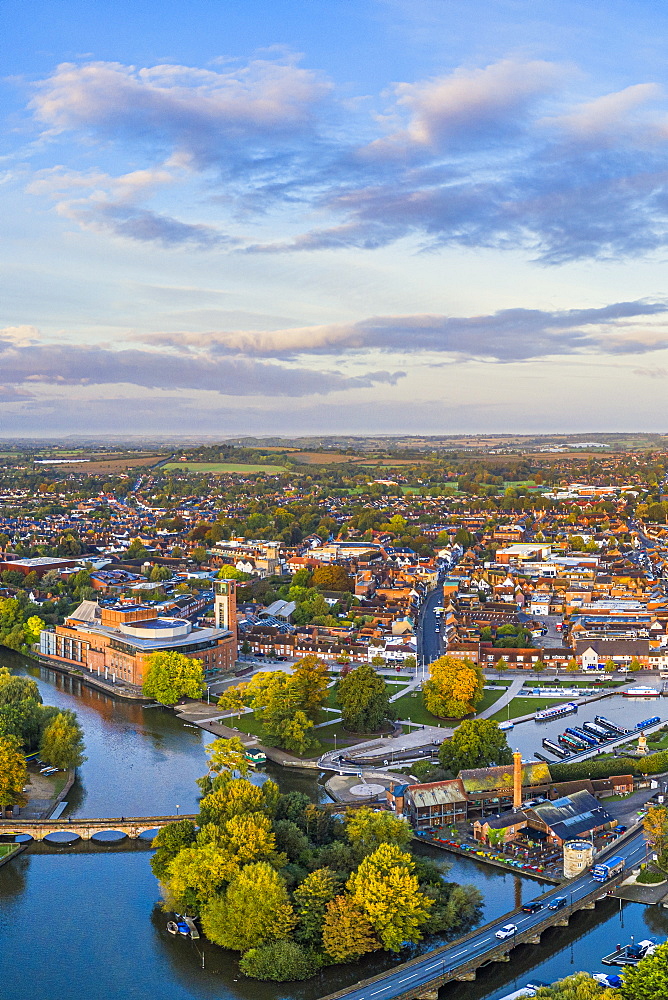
<box><xmin>475</xmin><ymin>687</ymin><xmax>508</xmax><ymax>714</ymax></box>
<box><xmin>163</xmin><ymin>462</ymin><xmax>286</xmax><ymax>474</ymax></box>
<box><xmin>489</xmin><ymin>696</ymin><xmax>565</xmax><ymax>722</ymax></box>
<box><xmin>391</xmin><ymin>691</ymin><xmax>445</xmax><ymax>726</ymax></box>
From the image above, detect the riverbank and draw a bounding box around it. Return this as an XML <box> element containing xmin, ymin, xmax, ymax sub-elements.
<box><xmin>36</xmin><ymin>656</ymin><xmax>149</xmax><ymax>701</ymax></box>
<box><xmin>0</xmin><ymin>843</ymin><xmax>27</xmax><ymax>869</ymax></box>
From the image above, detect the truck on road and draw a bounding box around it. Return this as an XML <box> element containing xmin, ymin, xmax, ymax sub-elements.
<box><xmin>592</xmin><ymin>855</ymin><xmax>625</xmax><ymax>881</ymax></box>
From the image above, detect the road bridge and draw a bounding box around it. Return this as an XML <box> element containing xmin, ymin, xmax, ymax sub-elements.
<box><xmin>320</xmin><ymin>829</ymin><xmax>647</xmax><ymax>1000</ymax></box>
<box><xmin>0</xmin><ymin>814</ymin><xmax>195</xmax><ymax>841</ymax></box>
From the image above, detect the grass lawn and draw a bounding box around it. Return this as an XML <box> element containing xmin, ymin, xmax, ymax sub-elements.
<box><xmin>162</xmin><ymin>462</ymin><xmax>286</xmax><ymax>474</ymax></box>
<box><xmin>475</xmin><ymin>687</ymin><xmax>507</xmax><ymax>714</ymax></box>
<box><xmin>391</xmin><ymin>691</ymin><xmax>445</xmax><ymax>727</ymax></box>
<box><xmin>489</xmin><ymin>696</ymin><xmax>566</xmax><ymax>722</ymax></box>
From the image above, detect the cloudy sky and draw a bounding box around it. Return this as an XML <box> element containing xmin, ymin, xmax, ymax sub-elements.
<box><xmin>4</xmin><ymin>0</ymin><xmax>668</xmax><ymax>436</ymax></box>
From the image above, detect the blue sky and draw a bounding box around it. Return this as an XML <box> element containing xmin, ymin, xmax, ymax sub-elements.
<box><xmin>3</xmin><ymin>0</ymin><xmax>668</xmax><ymax>436</ymax></box>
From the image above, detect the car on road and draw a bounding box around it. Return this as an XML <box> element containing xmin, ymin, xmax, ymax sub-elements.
<box><xmin>521</xmin><ymin>901</ymin><xmax>543</xmax><ymax>913</ymax></box>
<box><xmin>495</xmin><ymin>923</ymin><xmax>518</xmax><ymax>940</ymax></box>
<box><xmin>547</xmin><ymin>896</ymin><xmax>568</xmax><ymax>910</ymax></box>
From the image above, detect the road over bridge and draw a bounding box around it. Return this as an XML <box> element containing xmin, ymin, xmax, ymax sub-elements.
<box><xmin>0</xmin><ymin>814</ymin><xmax>195</xmax><ymax>841</ymax></box>
<box><xmin>320</xmin><ymin>829</ymin><xmax>647</xmax><ymax>1000</ymax></box>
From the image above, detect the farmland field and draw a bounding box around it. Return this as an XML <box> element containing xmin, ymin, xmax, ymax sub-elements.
<box><xmin>163</xmin><ymin>462</ymin><xmax>286</xmax><ymax>474</ymax></box>
<box><xmin>34</xmin><ymin>455</ymin><xmax>164</xmax><ymax>473</ymax></box>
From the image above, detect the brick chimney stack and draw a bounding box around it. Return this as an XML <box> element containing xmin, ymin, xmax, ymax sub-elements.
<box><xmin>513</xmin><ymin>750</ymin><xmax>523</xmax><ymax>810</ymax></box>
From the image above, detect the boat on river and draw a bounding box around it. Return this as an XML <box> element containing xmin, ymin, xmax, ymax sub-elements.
<box><xmin>534</xmin><ymin>702</ymin><xmax>577</xmax><ymax>721</ymax></box>
<box><xmin>623</xmin><ymin>686</ymin><xmax>661</xmax><ymax>697</ymax></box>
<box><xmin>602</xmin><ymin>938</ymin><xmax>658</xmax><ymax>965</ymax></box>
<box><xmin>244</xmin><ymin>748</ymin><xmax>266</xmax><ymax>766</ymax></box>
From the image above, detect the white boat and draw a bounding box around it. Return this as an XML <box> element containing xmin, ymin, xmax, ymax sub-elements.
<box><xmin>623</xmin><ymin>686</ymin><xmax>661</xmax><ymax>697</ymax></box>
<box><xmin>534</xmin><ymin>702</ymin><xmax>578</xmax><ymax>721</ymax></box>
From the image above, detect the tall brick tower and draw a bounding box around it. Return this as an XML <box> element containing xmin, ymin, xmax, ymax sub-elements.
<box><xmin>214</xmin><ymin>579</ymin><xmax>238</xmax><ymax>658</ymax></box>
<box><xmin>513</xmin><ymin>750</ymin><xmax>523</xmax><ymax>810</ymax></box>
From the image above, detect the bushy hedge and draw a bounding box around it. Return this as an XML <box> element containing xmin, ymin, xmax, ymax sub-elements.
<box><xmin>239</xmin><ymin>940</ymin><xmax>320</xmax><ymax>981</ymax></box>
<box><xmin>549</xmin><ymin>748</ymin><xmax>668</xmax><ymax>783</ymax></box>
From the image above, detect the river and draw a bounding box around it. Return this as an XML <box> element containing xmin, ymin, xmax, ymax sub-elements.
<box><xmin>0</xmin><ymin>654</ymin><xmax>665</xmax><ymax>1000</ymax></box>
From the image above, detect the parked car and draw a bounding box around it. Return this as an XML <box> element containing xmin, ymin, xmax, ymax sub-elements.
<box><xmin>522</xmin><ymin>901</ymin><xmax>543</xmax><ymax>913</ymax></box>
<box><xmin>495</xmin><ymin>923</ymin><xmax>518</xmax><ymax>940</ymax></box>
<box><xmin>547</xmin><ymin>896</ymin><xmax>568</xmax><ymax>910</ymax></box>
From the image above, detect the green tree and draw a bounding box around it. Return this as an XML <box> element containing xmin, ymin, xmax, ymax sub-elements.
<box><xmin>337</xmin><ymin>664</ymin><xmax>395</xmax><ymax>732</ymax></box>
<box><xmin>566</xmin><ymin>658</ymin><xmax>579</xmax><ymax>674</ymax></box>
<box><xmin>346</xmin><ymin>843</ymin><xmax>433</xmax><ymax>952</ymax></box>
<box><xmin>201</xmin><ymin>861</ymin><xmax>296</xmax><ymax>952</ymax></box>
<box><xmin>142</xmin><ymin>650</ymin><xmax>204</xmax><ymax>705</ymax></box>
<box><xmin>311</xmin><ymin>565</ymin><xmax>353</xmax><ymax>592</ymax></box>
<box><xmin>344</xmin><ymin>807</ymin><xmax>412</xmax><ymax>856</ymax></box>
<box><xmin>423</xmin><ymin>655</ymin><xmax>484</xmax><ymax>718</ymax></box>
<box><xmin>620</xmin><ymin>941</ymin><xmax>668</xmax><ymax>1000</ymax></box>
<box><xmin>149</xmin><ymin>565</ymin><xmax>172</xmax><ymax>582</ymax></box>
<box><xmin>151</xmin><ymin>819</ymin><xmax>197</xmax><ymax>881</ymax></box>
<box><xmin>293</xmin><ymin>867</ymin><xmax>338</xmax><ymax>946</ymax></box>
<box><xmin>604</xmin><ymin>659</ymin><xmax>617</xmax><ymax>674</ymax></box>
<box><xmin>240</xmin><ymin>940</ymin><xmax>319</xmax><ymax>981</ymax></box>
<box><xmin>39</xmin><ymin>710</ymin><xmax>86</xmax><ymax>769</ymax></box>
<box><xmin>322</xmin><ymin>895</ymin><xmax>380</xmax><ymax>962</ymax></box>
<box><xmin>0</xmin><ymin>735</ymin><xmax>27</xmax><ymax>813</ymax></box>
<box><xmin>198</xmin><ymin>777</ymin><xmax>278</xmax><ymax>826</ymax></box>
<box><xmin>629</xmin><ymin>658</ymin><xmax>643</xmax><ymax>672</ymax></box>
<box><xmin>218</xmin><ymin>565</ymin><xmax>249</xmax><ymax>580</ymax></box>
<box><xmin>439</xmin><ymin>719</ymin><xmax>512</xmax><ymax>772</ymax></box>
<box><xmin>535</xmin><ymin>972</ymin><xmax>616</xmax><ymax>999</ymax></box>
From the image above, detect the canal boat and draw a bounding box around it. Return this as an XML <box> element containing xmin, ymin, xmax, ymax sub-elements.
<box><xmin>244</xmin><ymin>748</ymin><xmax>266</xmax><ymax>766</ymax></box>
<box><xmin>534</xmin><ymin>702</ymin><xmax>577</xmax><ymax>722</ymax></box>
<box><xmin>636</xmin><ymin>716</ymin><xmax>661</xmax><ymax>729</ymax></box>
<box><xmin>565</xmin><ymin>726</ymin><xmax>598</xmax><ymax>747</ymax></box>
<box><xmin>541</xmin><ymin>738</ymin><xmax>569</xmax><ymax>758</ymax></box>
<box><xmin>499</xmin><ymin>720</ymin><xmax>514</xmax><ymax>731</ymax></box>
<box><xmin>623</xmin><ymin>686</ymin><xmax>661</xmax><ymax>697</ymax></box>
<box><xmin>594</xmin><ymin>715</ymin><xmax>626</xmax><ymax>734</ymax></box>
<box><xmin>582</xmin><ymin>721</ymin><xmax>614</xmax><ymax>740</ymax></box>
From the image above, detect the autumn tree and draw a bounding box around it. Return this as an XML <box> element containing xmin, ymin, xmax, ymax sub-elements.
<box><xmin>438</xmin><ymin>719</ymin><xmax>512</xmax><ymax>772</ymax></box>
<box><xmin>344</xmin><ymin>807</ymin><xmax>412</xmax><ymax>856</ymax></box>
<box><xmin>535</xmin><ymin>972</ymin><xmax>617</xmax><ymax>999</ymax></box>
<box><xmin>205</xmin><ymin>736</ymin><xmax>251</xmax><ymax>778</ymax></box>
<box><xmin>142</xmin><ymin>650</ymin><xmax>204</xmax><ymax>705</ymax></box>
<box><xmin>337</xmin><ymin>663</ymin><xmax>396</xmax><ymax>732</ymax></box>
<box><xmin>201</xmin><ymin>861</ymin><xmax>296</xmax><ymax>952</ymax></box>
<box><xmin>289</xmin><ymin>655</ymin><xmax>329</xmax><ymax>717</ymax></box>
<box><xmin>198</xmin><ymin>776</ymin><xmax>278</xmax><ymax>826</ymax></box>
<box><xmin>423</xmin><ymin>655</ymin><xmax>484</xmax><ymax>718</ymax></box>
<box><xmin>322</xmin><ymin>894</ymin><xmax>380</xmax><ymax>962</ymax></box>
<box><xmin>0</xmin><ymin>735</ymin><xmax>27</xmax><ymax>814</ymax></box>
<box><xmin>346</xmin><ymin>843</ymin><xmax>433</xmax><ymax>951</ymax></box>
<box><xmin>311</xmin><ymin>565</ymin><xmax>353</xmax><ymax>592</ymax></box>
<box><xmin>644</xmin><ymin>805</ymin><xmax>668</xmax><ymax>875</ymax></box>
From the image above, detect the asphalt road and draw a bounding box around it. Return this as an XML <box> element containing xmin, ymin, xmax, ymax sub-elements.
<box><xmin>329</xmin><ymin>831</ymin><xmax>647</xmax><ymax>1000</ymax></box>
<box><xmin>417</xmin><ymin>585</ymin><xmax>444</xmax><ymax>668</ymax></box>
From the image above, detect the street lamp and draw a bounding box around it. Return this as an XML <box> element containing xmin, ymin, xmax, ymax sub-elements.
<box><xmin>176</xmin><ymin>804</ymin><xmax>180</xmax><ymax>816</ymax></box>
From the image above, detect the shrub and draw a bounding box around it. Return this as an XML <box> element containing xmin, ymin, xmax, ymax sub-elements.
<box><xmin>239</xmin><ymin>940</ymin><xmax>320</xmax><ymax>981</ymax></box>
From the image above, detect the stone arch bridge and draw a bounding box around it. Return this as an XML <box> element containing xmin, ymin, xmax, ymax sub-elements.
<box><xmin>0</xmin><ymin>814</ymin><xmax>196</xmax><ymax>841</ymax></box>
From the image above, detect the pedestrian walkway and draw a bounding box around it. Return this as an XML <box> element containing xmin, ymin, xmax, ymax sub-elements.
<box><xmin>476</xmin><ymin>676</ymin><xmax>524</xmax><ymax>719</ymax></box>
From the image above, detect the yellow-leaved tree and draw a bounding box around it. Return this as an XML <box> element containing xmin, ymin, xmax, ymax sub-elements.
<box><xmin>346</xmin><ymin>843</ymin><xmax>433</xmax><ymax>952</ymax></box>
<box><xmin>322</xmin><ymin>894</ymin><xmax>380</xmax><ymax>962</ymax></box>
<box><xmin>0</xmin><ymin>735</ymin><xmax>27</xmax><ymax>815</ymax></box>
<box><xmin>422</xmin><ymin>655</ymin><xmax>485</xmax><ymax>718</ymax></box>
<box><xmin>201</xmin><ymin>861</ymin><xmax>296</xmax><ymax>952</ymax></box>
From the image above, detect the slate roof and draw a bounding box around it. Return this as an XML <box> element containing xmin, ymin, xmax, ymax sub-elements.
<box><xmin>530</xmin><ymin>789</ymin><xmax>615</xmax><ymax>841</ymax></box>
<box><xmin>406</xmin><ymin>779</ymin><xmax>467</xmax><ymax>807</ymax></box>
